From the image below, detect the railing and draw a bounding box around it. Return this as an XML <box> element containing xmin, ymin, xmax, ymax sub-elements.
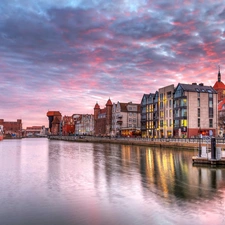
<box><xmin>48</xmin><ymin>135</ymin><xmax>225</xmax><ymax>145</ymax></box>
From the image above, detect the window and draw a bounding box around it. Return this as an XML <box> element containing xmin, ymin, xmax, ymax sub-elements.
<box><xmin>167</xmin><ymin>91</ymin><xmax>171</xmax><ymax>98</ymax></box>
<box><xmin>181</xmin><ymin>108</ymin><xmax>187</xmax><ymax>117</ymax></box>
<box><xmin>198</xmin><ymin>108</ymin><xmax>200</xmax><ymax>117</ymax></box>
<box><xmin>198</xmin><ymin>118</ymin><xmax>200</xmax><ymax>127</ymax></box>
<box><xmin>209</xmin><ymin>99</ymin><xmax>213</xmax><ymax>108</ymax></box>
<box><xmin>160</xmin><ymin>93</ymin><xmax>163</xmax><ymax>100</ymax></box>
<box><xmin>174</xmin><ymin>120</ymin><xmax>179</xmax><ymax>128</ymax></box>
<box><xmin>198</xmin><ymin>98</ymin><xmax>200</xmax><ymax>107</ymax></box>
<box><xmin>209</xmin><ymin>108</ymin><xmax>213</xmax><ymax>118</ymax></box>
<box><xmin>209</xmin><ymin>119</ymin><xmax>213</xmax><ymax>128</ymax></box>
<box><xmin>160</xmin><ymin>120</ymin><xmax>163</xmax><ymax>127</ymax></box>
<box><xmin>181</xmin><ymin>99</ymin><xmax>187</xmax><ymax>107</ymax></box>
<box><xmin>160</xmin><ymin>102</ymin><xmax>163</xmax><ymax>109</ymax></box>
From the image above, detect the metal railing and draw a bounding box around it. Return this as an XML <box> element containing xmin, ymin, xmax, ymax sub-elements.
<box><xmin>48</xmin><ymin>135</ymin><xmax>225</xmax><ymax>145</ymax></box>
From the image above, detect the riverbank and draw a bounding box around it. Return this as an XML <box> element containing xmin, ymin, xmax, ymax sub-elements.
<box><xmin>48</xmin><ymin>135</ymin><xmax>219</xmax><ymax>150</ymax></box>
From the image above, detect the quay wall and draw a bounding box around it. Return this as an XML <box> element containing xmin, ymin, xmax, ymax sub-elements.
<box><xmin>48</xmin><ymin>136</ymin><xmax>225</xmax><ymax>150</ymax></box>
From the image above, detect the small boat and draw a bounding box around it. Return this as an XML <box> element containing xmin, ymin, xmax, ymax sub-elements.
<box><xmin>0</xmin><ymin>125</ymin><xmax>4</xmax><ymax>141</ymax></box>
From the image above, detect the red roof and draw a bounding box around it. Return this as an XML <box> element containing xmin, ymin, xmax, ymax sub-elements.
<box><xmin>213</xmin><ymin>81</ymin><xmax>225</xmax><ymax>90</ymax></box>
<box><xmin>106</xmin><ymin>98</ymin><xmax>112</xmax><ymax>106</ymax></box>
<box><xmin>94</xmin><ymin>103</ymin><xmax>100</xmax><ymax>109</ymax></box>
<box><xmin>47</xmin><ymin>111</ymin><xmax>62</xmax><ymax>116</ymax></box>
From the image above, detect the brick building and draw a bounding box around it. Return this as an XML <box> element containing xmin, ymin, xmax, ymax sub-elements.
<box><xmin>46</xmin><ymin>111</ymin><xmax>62</xmax><ymax>135</ymax></box>
<box><xmin>62</xmin><ymin>115</ymin><xmax>74</xmax><ymax>135</ymax></box>
<box><xmin>173</xmin><ymin>83</ymin><xmax>218</xmax><ymax>138</ymax></box>
<box><xmin>0</xmin><ymin>119</ymin><xmax>22</xmax><ymax>138</ymax></box>
<box><xmin>94</xmin><ymin>99</ymin><xmax>112</xmax><ymax>136</ymax></box>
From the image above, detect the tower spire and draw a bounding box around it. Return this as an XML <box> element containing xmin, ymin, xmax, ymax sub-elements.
<box><xmin>218</xmin><ymin>65</ymin><xmax>221</xmax><ymax>82</ymax></box>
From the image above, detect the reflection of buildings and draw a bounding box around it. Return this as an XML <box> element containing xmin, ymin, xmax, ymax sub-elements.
<box><xmin>0</xmin><ymin>119</ymin><xmax>22</xmax><ymax>138</ymax></box>
<box><xmin>91</xmin><ymin>142</ymin><xmax>225</xmax><ymax>203</ymax></box>
<box><xmin>46</xmin><ymin>111</ymin><xmax>62</xmax><ymax>135</ymax></box>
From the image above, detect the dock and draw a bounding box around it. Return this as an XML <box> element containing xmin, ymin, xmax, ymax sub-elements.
<box><xmin>192</xmin><ymin>156</ymin><xmax>225</xmax><ymax>165</ymax></box>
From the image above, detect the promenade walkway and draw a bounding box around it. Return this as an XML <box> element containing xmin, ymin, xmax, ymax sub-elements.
<box><xmin>48</xmin><ymin>136</ymin><xmax>225</xmax><ymax>150</ymax></box>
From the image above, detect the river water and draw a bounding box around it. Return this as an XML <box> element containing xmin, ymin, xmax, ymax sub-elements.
<box><xmin>0</xmin><ymin>138</ymin><xmax>225</xmax><ymax>225</ymax></box>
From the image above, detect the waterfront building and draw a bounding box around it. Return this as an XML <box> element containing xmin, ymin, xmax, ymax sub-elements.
<box><xmin>0</xmin><ymin>119</ymin><xmax>22</xmax><ymax>138</ymax></box>
<box><xmin>62</xmin><ymin>115</ymin><xmax>74</xmax><ymax>135</ymax></box>
<box><xmin>94</xmin><ymin>99</ymin><xmax>112</xmax><ymax>136</ymax></box>
<box><xmin>141</xmin><ymin>93</ymin><xmax>155</xmax><ymax>138</ymax></box>
<box><xmin>140</xmin><ymin>94</ymin><xmax>148</xmax><ymax>137</ymax></box>
<box><xmin>158</xmin><ymin>85</ymin><xmax>174</xmax><ymax>138</ymax></box>
<box><xmin>112</xmin><ymin>101</ymin><xmax>141</xmax><ymax>137</ymax></box>
<box><xmin>173</xmin><ymin>83</ymin><xmax>218</xmax><ymax>138</ymax></box>
<box><xmin>72</xmin><ymin>114</ymin><xmax>94</xmax><ymax>135</ymax></box>
<box><xmin>25</xmin><ymin>126</ymin><xmax>47</xmax><ymax>137</ymax></box>
<box><xmin>46</xmin><ymin>111</ymin><xmax>62</xmax><ymax>135</ymax></box>
<box><xmin>213</xmin><ymin>66</ymin><xmax>225</xmax><ymax>102</ymax></box>
<box><xmin>218</xmin><ymin>99</ymin><xmax>225</xmax><ymax>137</ymax></box>
<box><xmin>153</xmin><ymin>91</ymin><xmax>159</xmax><ymax>138</ymax></box>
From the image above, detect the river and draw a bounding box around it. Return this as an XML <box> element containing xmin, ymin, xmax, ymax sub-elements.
<box><xmin>0</xmin><ymin>138</ymin><xmax>225</xmax><ymax>225</ymax></box>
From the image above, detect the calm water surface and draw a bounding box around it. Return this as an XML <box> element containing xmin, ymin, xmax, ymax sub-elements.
<box><xmin>0</xmin><ymin>138</ymin><xmax>225</xmax><ymax>225</ymax></box>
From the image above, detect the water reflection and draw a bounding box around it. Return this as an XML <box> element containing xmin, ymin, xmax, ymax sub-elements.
<box><xmin>0</xmin><ymin>139</ymin><xmax>225</xmax><ymax>225</ymax></box>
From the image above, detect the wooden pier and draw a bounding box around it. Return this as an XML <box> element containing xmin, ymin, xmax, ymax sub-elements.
<box><xmin>192</xmin><ymin>156</ymin><xmax>225</xmax><ymax>165</ymax></box>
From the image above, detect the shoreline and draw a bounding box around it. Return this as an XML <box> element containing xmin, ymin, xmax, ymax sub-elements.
<box><xmin>48</xmin><ymin>136</ymin><xmax>207</xmax><ymax>150</ymax></box>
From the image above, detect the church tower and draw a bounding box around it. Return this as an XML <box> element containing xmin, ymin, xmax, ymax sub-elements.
<box><xmin>105</xmin><ymin>98</ymin><xmax>112</xmax><ymax>135</ymax></box>
<box><xmin>213</xmin><ymin>66</ymin><xmax>225</xmax><ymax>102</ymax></box>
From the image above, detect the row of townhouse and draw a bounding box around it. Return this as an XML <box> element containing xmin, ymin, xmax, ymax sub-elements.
<box><xmin>141</xmin><ymin>82</ymin><xmax>218</xmax><ymax>138</ymax></box>
<box><xmin>46</xmin><ymin>111</ymin><xmax>95</xmax><ymax>136</ymax></box>
<box><xmin>47</xmin><ymin>69</ymin><xmax>225</xmax><ymax>138</ymax></box>
<box><xmin>94</xmin><ymin>99</ymin><xmax>141</xmax><ymax>137</ymax></box>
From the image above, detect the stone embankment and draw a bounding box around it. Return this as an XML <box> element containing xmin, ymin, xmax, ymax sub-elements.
<box><xmin>48</xmin><ymin>136</ymin><xmax>225</xmax><ymax>150</ymax></box>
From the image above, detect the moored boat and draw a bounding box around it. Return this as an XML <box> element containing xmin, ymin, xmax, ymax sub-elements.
<box><xmin>0</xmin><ymin>125</ymin><xmax>4</xmax><ymax>141</ymax></box>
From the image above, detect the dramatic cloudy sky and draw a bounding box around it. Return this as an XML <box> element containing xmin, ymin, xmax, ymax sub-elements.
<box><xmin>1</xmin><ymin>0</ymin><xmax>225</xmax><ymax>128</ymax></box>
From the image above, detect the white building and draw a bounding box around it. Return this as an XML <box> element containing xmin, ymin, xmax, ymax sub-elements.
<box><xmin>112</xmin><ymin>101</ymin><xmax>141</xmax><ymax>137</ymax></box>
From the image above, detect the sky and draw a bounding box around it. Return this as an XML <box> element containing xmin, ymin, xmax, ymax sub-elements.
<box><xmin>1</xmin><ymin>0</ymin><xmax>225</xmax><ymax>128</ymax></box>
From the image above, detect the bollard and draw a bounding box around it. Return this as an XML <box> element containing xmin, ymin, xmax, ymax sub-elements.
<box><xmin>211</xmin><ymin>137</ymin><xmax>216</xmax><ymax>159</ymax></box>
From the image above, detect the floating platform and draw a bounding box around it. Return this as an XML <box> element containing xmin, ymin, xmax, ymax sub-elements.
<box><xmin>192</xmin><ymin>156</ymin><xmax>225</xmax><ymax>165</ymax></box>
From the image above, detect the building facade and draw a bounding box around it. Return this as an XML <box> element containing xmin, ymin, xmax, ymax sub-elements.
<box><xmin>46</xmin><ymin>111</ymin><xmax>62</xmax><ymax>135</ymax></box>
<box><xmin>62</xmin><ymin>115</ymin><xmax>74</xmax><ymax>135</ymax></box>
<box><xmin>72</xmin><ymin>114</ymin><xmax>94</xmax><ymax>135</ymax></box>
<box><xmin>0</xmin><ymin>119</ymin><xmax>22</xmax><ymax>138</ymax></box>
<box><xmin>94</xmin><ymin>99</ymin><xmax>112</xmax><ymax>136</ymax></box>
<box><xmin>158</xmin><ymin>85</ymin><xmax>174</xmax><ymax>138</ymax></box>
<box><xmin>173</xmin><ymin>83</ymin><xmax>218</xmax><ymax>138</ymax></box>
<box><xmin>112</xmin><ymin>101</ymin><xmax>141</xmax><ymax>137</ymax></box>
<box><xmin>25</xmin><ymin>126</ymin><xmax>47</xmax><ymax>137</ymax></box>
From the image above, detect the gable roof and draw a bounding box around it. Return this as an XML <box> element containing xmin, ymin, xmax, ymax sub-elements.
<box><xmin>176</xmin><ymin>83</ymin><xmax>217</xmax><ymax>94</ymax></box>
